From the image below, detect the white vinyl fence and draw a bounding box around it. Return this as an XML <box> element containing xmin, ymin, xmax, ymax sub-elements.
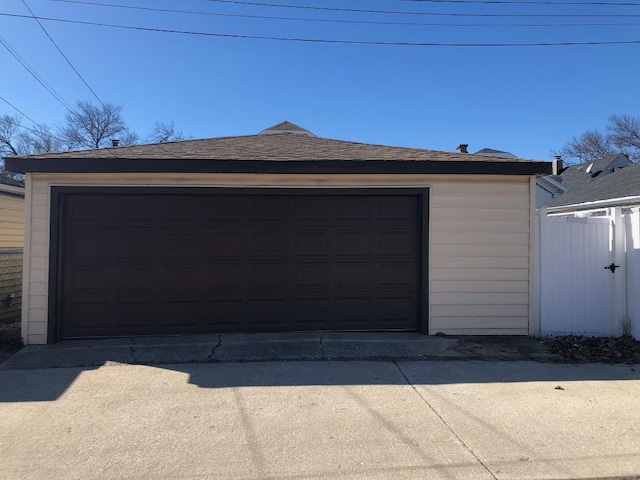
<box><xmin>535</xmin><ymin>207</ymin><xmax>640</xmax><ymax>339</ymax></box>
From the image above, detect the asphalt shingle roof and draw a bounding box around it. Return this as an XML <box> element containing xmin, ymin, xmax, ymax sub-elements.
<box><xmin>557</xmin><ymin>153</ymin><xmax>632</xmax><ymax>191</ymax></box>
<box><xmin>0</xmin><ymin>175</ymin><xmax>25</xmax><ymax>188</ymax></box>
<box><xmin>474</xmin><ymin>148</ymin><xmax>518</xmax><ymax>158</ymax></box>
<box><xmin>8</xmin><ymin>122</ymin><xmax>542</xmax><ymax>163</ymax></box>
<box><xmin>546</xmin><ymin>161</ymin><xmax>640</xmax><ymax>208</ymax></box>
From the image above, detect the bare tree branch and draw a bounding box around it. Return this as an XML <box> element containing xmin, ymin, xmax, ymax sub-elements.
<box><xmin>558</xmin><ymin>114</ymin><xmax>640</xmax><ymax>164</ymax></box>
<box><xmin>0</xmin><ymin>115</ymin><xmax>22</xmax><ymax>157</ymax></box>
<box><xmin>60</xmin><ymin>101</ymin><xmax>129</xmax><ymax>149</ymax></box>
<box><xmin>147</xmin><ymin>121</ymin><xmax>184</xmax><ymax>143</ymax></box>
<box><xmin>608</xmin><ymin>114</ymin><xmax>640</xmax><ymax>156</ymax></box>
<box><xmin>119</xmin><ymin>130</ymin><xmax>140</xmax><ymax>146</ymax></box>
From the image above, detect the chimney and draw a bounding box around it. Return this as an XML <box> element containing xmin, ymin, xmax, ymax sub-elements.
<box><xmin>111</xmin><ymin>138</ymin><xmax>120</xmax><ymax>147</ymax></box>
<box><xmin>456</xmin><ymin>144</ymin><xmax>468</xmax><ymax>154</ymax></box>
<box><xmin>553</xmin><ymin>155</ymin><xmax>563</xmax><ymax>175</ymax></box>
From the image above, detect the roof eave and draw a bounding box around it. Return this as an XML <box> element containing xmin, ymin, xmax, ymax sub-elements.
<box><xmin>546</xmin><ymin>195</ymin><xmax>640</xmax><ymax>213</ymax></box>
<box><xmin>0</xmin><ymin>183</ymin><xmax>25</xmax><ymax>198</ymax></box>
<box><xmin>536</xmin><ymin>175</ymin><xmax>568</xmax><ymax>194</ymax></box>
<box><xmin>5</xmin><ymin>158</ymin><xmax>552</xmax><ymax>176</ymax></box>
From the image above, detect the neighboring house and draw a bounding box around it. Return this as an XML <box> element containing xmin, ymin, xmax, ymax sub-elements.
<box><xmin>538</xmin><ymin>162</ymin><xmax>640</xmax><ymax>340</ymax></box>
<box><xmin>552</xmin><ymin>153</ymin><xmax>633</xmax><ymax>194</ymax></box>
<box><xmin>0</xmin><ymin>175</ymin><xmax>25</xmax><ymax>325</ymax></box>
<box><xmin>545</xmin><ymin>157</ymin><xmax>640</xmax><ymax>214</ymax></box>
<box><xmin>6</xmin><ymin>121</ymin><xmax>550</xmax><ymax>345</ymax></box>
<box><xmin>474</xmin><ymin>148</ymin><xmax>566</xmax><ymax>207</ymax></box>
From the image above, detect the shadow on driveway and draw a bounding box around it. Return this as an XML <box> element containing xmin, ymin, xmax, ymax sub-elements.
<box><xmin>0</xmin><ymin>332</ymin><xmax>638</xmax><ymax>403</ymax></box>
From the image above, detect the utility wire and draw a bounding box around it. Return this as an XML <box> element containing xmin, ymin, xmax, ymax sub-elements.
<box><xmin>0</xmin><ymin>35</ymin><xmax>75</xmax><ymax>111</ymax></box>
<box><xmin>20</xmin><ymin>0</ymin><xmax>106</xmax><ymax>108</ymax></box>
<box><xmin>0</xmin><ymin>111</ymin><xmax>69</xmax><ymax>147</ymax></box>
<box><xmin>49</xmin><ymin>0</ymin><xmax>640</xmax><ymax>28</ymax></box>
<box><xmin>2</xmin><ymin>13</ymin><xmax>639</xmax><ymax>46</ymax></box>
<box><xmin>0</xmin><ymin>96</ymin><xmax>45</xmax><ymax>130</ymax></box>
<box><xmin>201</xmin><ymin>0</ymin><xmax>640</xmax><ymax>17</ymax></box>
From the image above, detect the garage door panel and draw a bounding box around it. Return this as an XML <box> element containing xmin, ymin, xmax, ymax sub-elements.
<box><xmin>62</xmin><ymin>265</ymin><xmax>109</xmax><ymax>293</ymax></box>
<box><xmin>250</xmin><ymin>230</ymin><xmax>287</xmax><ymax>255</ymax></box>
<box><xmin>293</xmin><ymin>197</ymin><xmax>330</xmax><ymax>220</ymax></box>
<box><xmin>114</xmin><ymin>230</ymin><xmax>156</xmax><ymax>258</ymax></box>
<box><xmin>294</xmin><ymin>264</ymin><xmax>330</xmax><ymax>288</ymax></box>
<box><xmin>201</xmin><ymin>264</ymin><xmax>244</xmax><ymax>291</ymax></box>
<box><xmin>65</xmin><ymin>196</ymin><xmax>111</xmax><ymax>225</ymax></box>
<box><xmin>58</xmin><ymin>192</ymin><xmax>422</xmax><ymax>338</ymax></box>
<box><xmin>250</xmin><ymin>196</ymin><xmax>286</xmax><ymax>220</ymax></box>
<box><xmin>113</xmin><ymin>267</ymin><xmax>156</xmax><ymax>294</ymax></box>
<box><xmin>157</xmin><ymin>266</ymin><xmax>200</xmax><ymax>293</ymax></box>
<box><xmin>203</xmin><ymin>230</ymin><xmax>244</xmax><ymax>256</ymax></box>
<box><xmin>155</xmin><ymin>301</ymin><xmax>199</xmax><ymax>329</ymax></box>
<box><xmin>377</xmin><ymin>196</ymin><xmax>418</xmax><ymax>220</ymax></box>
<box><xmin>112</xmin><ymin>302</ymin><xmax>155</xmax><ymax>330</ymax></box>
<box><xmin>335</xmin><ymin>263</ymin><xmax>372</xmax><ymax>288</ymax></box>
<box><xmin>155</xmin><ymin>196</ymin><xmax>199</xmax><ymax>222</ymax></box>
<box><xmin>64</xmin><ymin>231</ymin><xmax>109</xmax><ymax>259</ymax></box>
<box><xmin>336</xmin><ymin>197</ymin><xmax>372</xmax><ymax>220</ymax></box>
<box><xmin>249</xmin><ymin>263</ymin><xmax>288</xmax><ymax>289</ymax></box>
<box><xmin>157</xmin><ymin>230</ymin><xmax>200</xmax><ymax>257</ymax></box>
<box><xmin>379</xmin><ymin>229</ymin><xmax>416</xmax><ymax>254</ymax></box>
<box><xmin>293</xmin><ymin>231</ymin><xmax>329</xmax><ymax>255</ymax></box>
<box><xmin>202</xmin><ymin>196</ymin><xmax>246</xmax><ymax>221</ymax></box>
<box><xmin>336</xmin><ymin>231</ymin><xmax>372</xmax><ymax>255</ymax></box>
<box><xmin>63</xmin><ymin>301</ymin><xmax>110</xmax><ymax>338</ymax></box>
<box><xmin>378</xmin><ymin>262</ymin><xmax>417</xmax><ymax>288</ymax></box>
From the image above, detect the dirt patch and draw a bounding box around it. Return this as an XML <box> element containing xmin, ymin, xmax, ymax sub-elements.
<box><xmin>541</xmin><ymin>335</ymin><xmax>640</xmax><ymax>364</ymax></box>
<box><xmin>448</xmin><ymin>335</ymin><xmax>559</xmax><ymax>361</ymax></box>
<box><xmin>0</xmin><ymin>320</ymin><xmax>23</xmax><ymax>364</ymax></box>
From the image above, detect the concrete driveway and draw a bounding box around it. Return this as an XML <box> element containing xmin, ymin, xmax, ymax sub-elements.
<box><xmin>1</xmin><ymin>360</ymin><xmax>639</xmax><ymax>480</ymax></box>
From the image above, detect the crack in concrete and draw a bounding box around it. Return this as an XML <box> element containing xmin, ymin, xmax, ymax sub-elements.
<box><xmin>319</xmin><ymin>334</ymin><xmax>325</xmax><ymax>359</ymax></box>
<box><xmin>129</xmin><ymin>345</ymin><xmax>138</xmax><ymax>363</ymax></box>
<box><xmin>207</xmin><ymin>335</ymin><xmax>223</xmax><ymax>361</ymax></box>
<box><xmin>393</xmin><ymin>361</ymin><xmax>499</xmax><ymax>480</ymax></box>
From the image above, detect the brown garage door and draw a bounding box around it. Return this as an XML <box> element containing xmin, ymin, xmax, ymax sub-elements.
<box><xmin>57</xmin><ymin>190</ymin><xmax>423</xmax><ymax>339</ymax></box>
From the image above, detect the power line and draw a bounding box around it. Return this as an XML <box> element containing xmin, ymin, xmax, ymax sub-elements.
<box><xmin>20</xmin><ymin>0</ymin><xmax>106</xmax><ymax>108</ymax></box>
<box><xmin>2</xmin><ymin>12</ymin><xmax>639</xmax><ymax>46</ymax></box>
<box><xmin>0</xmin><ymin>96</ymin><xmax>122</xmax><ymax>157</ymax></box>
<box><xmin>202</xmin><ymin>0</ymin><xmax>640</xmax><ymax>17</ymax></box>
<box><xmin>0</xmin><ymin>111</ymin><xmax>68</xmax><ymax>147</ymax></box>
<box><xmin>49</xmin><ymin>0</ymin><xmax>640</xmax><ymax>28</ymax></box>
<box><xmin>0</xmin><ymin>35</ymin><xmax>75</xmax><ymax>111</ymax></box>
<box><xmin>0</xmin><ymin>96</ymin><xmax>45</xmax><ymax>129</ymax></box>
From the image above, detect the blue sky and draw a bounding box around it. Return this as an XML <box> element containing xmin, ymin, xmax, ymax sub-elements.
<box><xmin>1</xmin><ymin>0</ymin><xmax>639</xmax><ymax>160</ymax></box>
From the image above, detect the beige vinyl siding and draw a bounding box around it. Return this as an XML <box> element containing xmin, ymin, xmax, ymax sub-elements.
<box><xmin>23</xmin><ymin>172</ymin><xmax>532</xmax><ymax>344</ymax></box>
<box><xmin>429</xmin><ymin>178</ymin><xmax>531</xmax><ymax>335</ymax></box>
<box><xmin>0</xmin><ymin>195</ymin><xmax>25</xmax><ymax>248</ymax></box>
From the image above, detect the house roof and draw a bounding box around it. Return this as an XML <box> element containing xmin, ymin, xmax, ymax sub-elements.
<box><xmin>0</xmin><ymin>175</ymin><xmax>25</xmax><ymax>198</ymax></box>
<box><xmin>0</xmin><ymin>175</ymin><xmax>25</xmax><ymax>188</ymax></box>
<box><xmin>537</xmin><ymin>175</ymin><xmax>567</xmax><ymax>196</ymax></box>
<box><xmin>557</xmin><ymin>153</ymin><xmax>632</xmax><ymax>191</ymax></box>
<box><xmin>546</xmin><ymin>161</ymin><xmax>640</xmax><ymax>210</ymax></box>
<box><xmin>5</xmin><ymin>122</ymin><xmax>551</xmax><ymax>176</ymax></box>
<box><xmin>474</xmin><ymin>148</ymin><xmax>519</xmax><ymax>159</ymax></box>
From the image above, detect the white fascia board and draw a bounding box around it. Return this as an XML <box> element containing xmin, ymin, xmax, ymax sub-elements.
<box><xmin>536</xmin><ymin>175</ymin><xmax>567</xmax><ymax>194</ymax></box>
<box><xmin>547</xmin><ymin>195</ymin><xmax>640</xmax><ymax>214</ymax></box>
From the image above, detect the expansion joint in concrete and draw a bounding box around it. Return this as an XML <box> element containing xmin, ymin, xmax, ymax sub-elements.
<box><xmin>393</xmin><ymin>361</ymin><xmax>498</xmax><ymax>480</ymax></box>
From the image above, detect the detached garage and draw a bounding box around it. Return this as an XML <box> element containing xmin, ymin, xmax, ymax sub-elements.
<box><xmin>6</xmin><ymin>122</ymin><xmax>550</xmax><ymax>344</ymax></box>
